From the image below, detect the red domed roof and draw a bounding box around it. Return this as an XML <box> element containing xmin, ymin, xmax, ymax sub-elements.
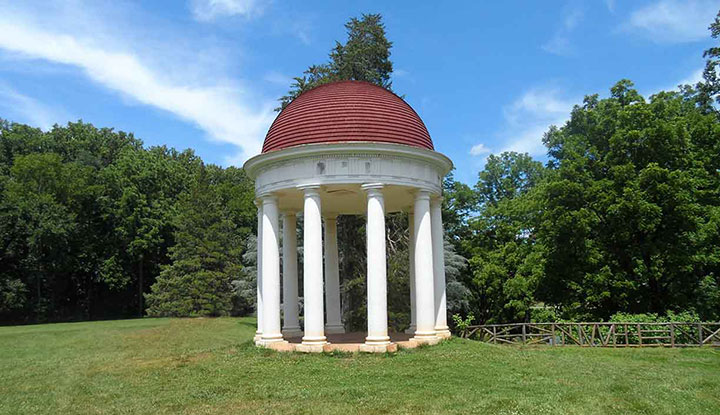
<box><xmin>262</xmin><ymin>80</ymin><xmax>433</xmax><ymax>153</ymax></box>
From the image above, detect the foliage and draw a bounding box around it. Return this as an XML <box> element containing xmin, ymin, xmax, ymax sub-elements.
<box><xmin>451</xmin><ymin>313</ymin><xmax>475</xmax><ymax>338</ymax></box>
<box><xmin>609</xmin><ymin>311</ymin><xmax>701</xmax><ymax>324</ymax></box>
<box><xmin>538</xmin><ymin>81</ymin><xmax>720</xmax><ymax>320</ymax></box>
<box><xmin>278</xmin><ymin>13</ymin><xmax>393</xmax><ymax>110</ymax></box>
<box><xmin>144</xmin><ymin>167</ymin><xmax>249</xmax><ymax>317</ymax></box>
<box><xmin>0</xmin><ymin>121</ymin><xmax>256</xmax><ymax>323</ymax></box>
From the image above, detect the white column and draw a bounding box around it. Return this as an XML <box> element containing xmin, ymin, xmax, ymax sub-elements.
<box><xmin>412</xmin><ymin>190</ymin><xmax>438</xmax><ymax>343</ymax></box>
<box><xmin>324</xmin><ymin>214</ymin><xmax>344</xmax><ymax>334</ymax></box>
<box><xmin>300</xmin><ymin>185</ymin><xmax>327</xmax><ymax>346</ymax></box>
<box><xmin>363</xmin><ymin>184</ymin><xmax>390</xmax><ymax>346</ymax></box>
<box><xmin>254</xmin><ymin>200</ymin><xmax>263</xmax><ymax>342</ymax></box>
<box><xmin>282</xmin><ymin>212</ymin><xmax>301</xmax><ymax>337</ymax></box>
<box><xmin>260</xmin><ymin>195</ymin><xmax>284</xmax><ymax>344</ymax></box>
<box><xmin>431</xmin><ymin>196</ymin><xmax>451</xmax><ymax>338</ymax></box>
<box><xmin>405</xmin><ymin>212</ymin><xmax>417</xmax><ymax>334</ymax></box>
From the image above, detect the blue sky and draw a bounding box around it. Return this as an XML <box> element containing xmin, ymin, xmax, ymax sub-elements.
<box><xmin>0</xmin><ymin>0</ymin><xmax>718</xmax><ymax>185</ymax></box>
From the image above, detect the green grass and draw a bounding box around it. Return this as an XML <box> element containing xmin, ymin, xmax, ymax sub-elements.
<box><xmin>1</xmin><ymin>318</ymin><xmax>719</xmax><ymax>414</ymax></box>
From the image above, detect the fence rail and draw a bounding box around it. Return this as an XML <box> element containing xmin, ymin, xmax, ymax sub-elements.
<box><xmin>465</xmin><ymin>322</ymin><xmax>720</xmax><ymax>347</ymax></box>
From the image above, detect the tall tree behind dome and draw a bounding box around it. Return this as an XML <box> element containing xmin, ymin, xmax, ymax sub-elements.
<box><xmin>697</xmin><ymin>10</ymin><xmax>720</xmax><ymax>112</ymax></box>
<box><xmin>277</xmin><ymin>13</ymin><xmax>393</xmax><ymax>110</ymax></box>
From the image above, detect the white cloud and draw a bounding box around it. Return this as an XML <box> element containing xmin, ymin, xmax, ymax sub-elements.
<box><xmin>625</xmin><ymin>0</ymin><xmax>717</xmax><ymax>43</ymax></box>
<box><xmin>499</xmin><ymin>87</ymin><xmax>577</xmax><ymax>156</ymax></box>
<box><xmin>469</xmin><ymin>143</ymin><xmax>491</xmax><ymax>156</ymax></box>
<box><xmin>678</xmin><ymin>67</ymin><xmax>705</xmax><ymax>86</ymax></box>
<box><xmin>0</xmin><ymin>84</ymin><xmax>67</xmax><ymax>130</ymax></box>
<box><xmin>542</xmin><ymin>7</ymin><xmax>584</xmax><ymax>56</ymax></box>
<box><xmin>0</xmin><ymin>8</ymin><xmax>275</xmax><ymax>163</ymax></box>
<box><xmin>190</xmin><ymin>0</ymin><xmax>263</xmax><ymax>22</ymax></box>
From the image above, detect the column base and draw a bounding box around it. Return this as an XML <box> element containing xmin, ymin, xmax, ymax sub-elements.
<box><xmin>301</xmin><ymin>335</ymin><xmax>327</xmax><ymax>345</ymax></box>
<box><xmin>325</xmin><ymin>324</ymin><xmax>346</xmax><ymax>334</ymax></box>
<box><xmin>296</xmin><ymin>341</ymin><xmax>328</xmax><ymax>353</ymax></box>
<box><xmin>411</xmin><ymin>330</ymin><xmax>440</xmax><ymax>345</ymax></box>
<box><xmin>365</xmin><ymin>335</ymin><xmax>391</xmax><ymax>345</ymax></box>
<box><xmin>257</xmin><ymin>333</ymin><xmax>286</xmax><ymax>346</ymax></box>
<box><xmin>359</xmin><ymin>342</ymin><xmax>397</xmax><ymax>353</ymax></box>
<box><xmin>253</xmin><ymin>331</ymin><xmax>262</xmax><ymax>342</ymax></box>
<box><xmin>435</xmin><ymin>326</ymin><xmax>452</xmax><ymax>339</ymax></box>
<box><xmin>404</xmin><ymin>325</ymin><xmax>416</xmax><ymax>335</ymax></box>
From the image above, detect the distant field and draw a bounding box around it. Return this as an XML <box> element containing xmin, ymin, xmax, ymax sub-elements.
<box><xmin>1</xmin><ymin>317</ymin><xmax>719</xmax><ymax>414</ymax></box>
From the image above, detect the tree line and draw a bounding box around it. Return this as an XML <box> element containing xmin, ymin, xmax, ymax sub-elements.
<box><xmin>1</xmin><ymin>12</ymin><xmax>720</xmax><ymax>326</ymax></box>
<box><xmin>0</xmin><ymin>121</ymin><xmax>257</xmax><ymax>323</ymax></box>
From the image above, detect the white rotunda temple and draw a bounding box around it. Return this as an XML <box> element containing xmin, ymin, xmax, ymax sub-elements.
<box><xmin>243</xmin><ymin>80</ymin><xmax>453</xmax><ymax>352</ymax></box>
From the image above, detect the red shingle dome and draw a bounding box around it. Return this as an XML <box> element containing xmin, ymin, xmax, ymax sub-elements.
<box><xmin>262</xmin><ymin>80</ymin><xmax>433</xmax><ymax>153</ymax></box>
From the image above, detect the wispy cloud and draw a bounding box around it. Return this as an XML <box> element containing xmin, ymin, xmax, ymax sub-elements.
<box><xmin>0</xmin><ymin>84</ymin><xmax>67</xmax><ymax>130</ymax></box>
<box><xmin>647</xmin><ymin>66</ymin><xmax>705</xmax><ymax>96</ymax></box>
<box><xmin>263</xmin><ymin>70</ymin><xmax>293</xmax><ymax>86</ymax></box>
<box><xmin>678</xmin><ymin>67</ymin><xmax>705</xmax><ymax>86</ymax></box>
<box><xmin>542</xmin><ymin>6</ymin><xmax>584</xmax><ymax>56</ymax></box>
<box><xmin>624</xmin><ymin>0</ymin><xmax>717</xmax><ymax>43</ymax></box>
<box><xmin>0</xmin><ymin>4</ymin><xmax>275</xmax><ymax>163</ymax></box>
<box><xmin>190</xmin><ymin>0</ymin><xmax>264</xmax><ymax>22</ymax></box>
<box><xmin>605</xmin><ymin>0</ymin><xmax>616</xmax><ymax>13</ymax></box>
<box><xmin>469</xmin><ymin>143</ymin><xmax>491</xmax><ymax>156</ymax></box>
<box><xmin>498</xmin><ymin>87</ymin><xmax>578</xmax><ymax>156</ymax></box>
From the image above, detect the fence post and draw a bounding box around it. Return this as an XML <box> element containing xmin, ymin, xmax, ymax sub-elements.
<box><xmin>698</xmin><ymin>323</ymin><xmax>703</xmax><ymax>347</ymax></box>
<box><xmin>578</xmin><ymin>324</ymin><xmax>583</xmax><ymax>346</ymax></box>
<box><xmin>551</xmin><ymin>323</ymin><xmax>556</xmax><ymax>346</ymax></box>
<box><xmin>493</xmin><ymin>325</ymin><xmax>497</xmax><ymax>344</ymax></box>
<box><xmin>637</xmin><ymin>323</ymin><xmax>642</xmax><ymax>347</ymax></box>
<box><xmin>624</xmin><ymin>323</ymin><xmax>629</xmax><ymax>346</ymax></box>
<box><xmin>670</xmin><ymin>323</ymin><xmax>675</xmax><ymax>348</ymax></box>
<box><xmin>521</xmin><ymin>323</ymin><xmax>527</xmax><ymax>344</ymax></box>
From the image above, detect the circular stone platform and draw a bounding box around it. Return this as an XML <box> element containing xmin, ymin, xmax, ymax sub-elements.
<box><xmin>260</xmin><ymin>332</ymin><xmax>443</xmax><ymax>353</ymax></box>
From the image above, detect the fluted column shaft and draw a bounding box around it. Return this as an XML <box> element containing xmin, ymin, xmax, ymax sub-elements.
<box><xmin>282</xmin><ymin>212</ymin><xmax>301</xmax><ymax>337</ymax></box>
<box><xmin>412</xmin><ymin>190</ymin><xmax>438</xmax><ymax>342</ymax></box>
<box><xmin>364</xmin><ymin>184</ymin><xmax>390</xmax><ymax>345</ymax></box>
<box><xmin>261</xmin><ymin>195</ymin><xmax>284</xmax><ymax>343</ymax></box>
<box><xmin>324</xmin><ymin>214</ymin><xmax>344</xmax><ymax>333</ymax></box>
<box><xmin>431</xmin><ymin>197</ymin><xmax>451</xmax><ymax>338</ymax></box>
<box><xmin>301</xmin><ymin>186</ymin><xmax>327</xmax><ymax>345</ymax></box>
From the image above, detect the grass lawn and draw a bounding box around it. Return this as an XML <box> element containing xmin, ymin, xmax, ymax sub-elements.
<box><xmin>1</xmin><ymin>317</ymin><xmax>719</xmax><ymax>414</ymax></box>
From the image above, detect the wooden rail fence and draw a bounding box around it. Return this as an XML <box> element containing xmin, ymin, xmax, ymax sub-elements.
<box><xmin>465</xmin><ymin>322</ymin><xmax>720</xmax><ymax>347</ymax></box>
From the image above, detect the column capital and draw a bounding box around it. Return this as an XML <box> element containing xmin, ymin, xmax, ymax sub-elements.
<box><xmin>297</xmin><ymin>183</ymin><xmax>322</xmax><ymax>195</ymax></box>
<box><xmin>362</xmin><ymin>183</ymin><xmax>384</xmax><ymax>198</ymax></box>
<box><xmin>361</xmin><ymin>183</ymin><xmax>384</xmax><ymax>190</ymax></box>
<box><xmin>323</xmin><ymin>212</ymin><xmax>339</xmax><ymax>220</ymax></box>
<box><xmin>260</xmin><ymin>194</ymin><xmax>278</xmax><ymax>205</ymax></box>
<box><xmin>254</xmin><ymin>199</ymin><xmax>262</xmax><ymax>208</ymax></box>
<box><xmin>282</xmin><ymin>210</ymin><xmax>298</xmax><ymax>217</ymax></box>
<box><xmin>413</xmin><ymin>189</ymin><xmax>432</xmax><ymax>201</ymax></box>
